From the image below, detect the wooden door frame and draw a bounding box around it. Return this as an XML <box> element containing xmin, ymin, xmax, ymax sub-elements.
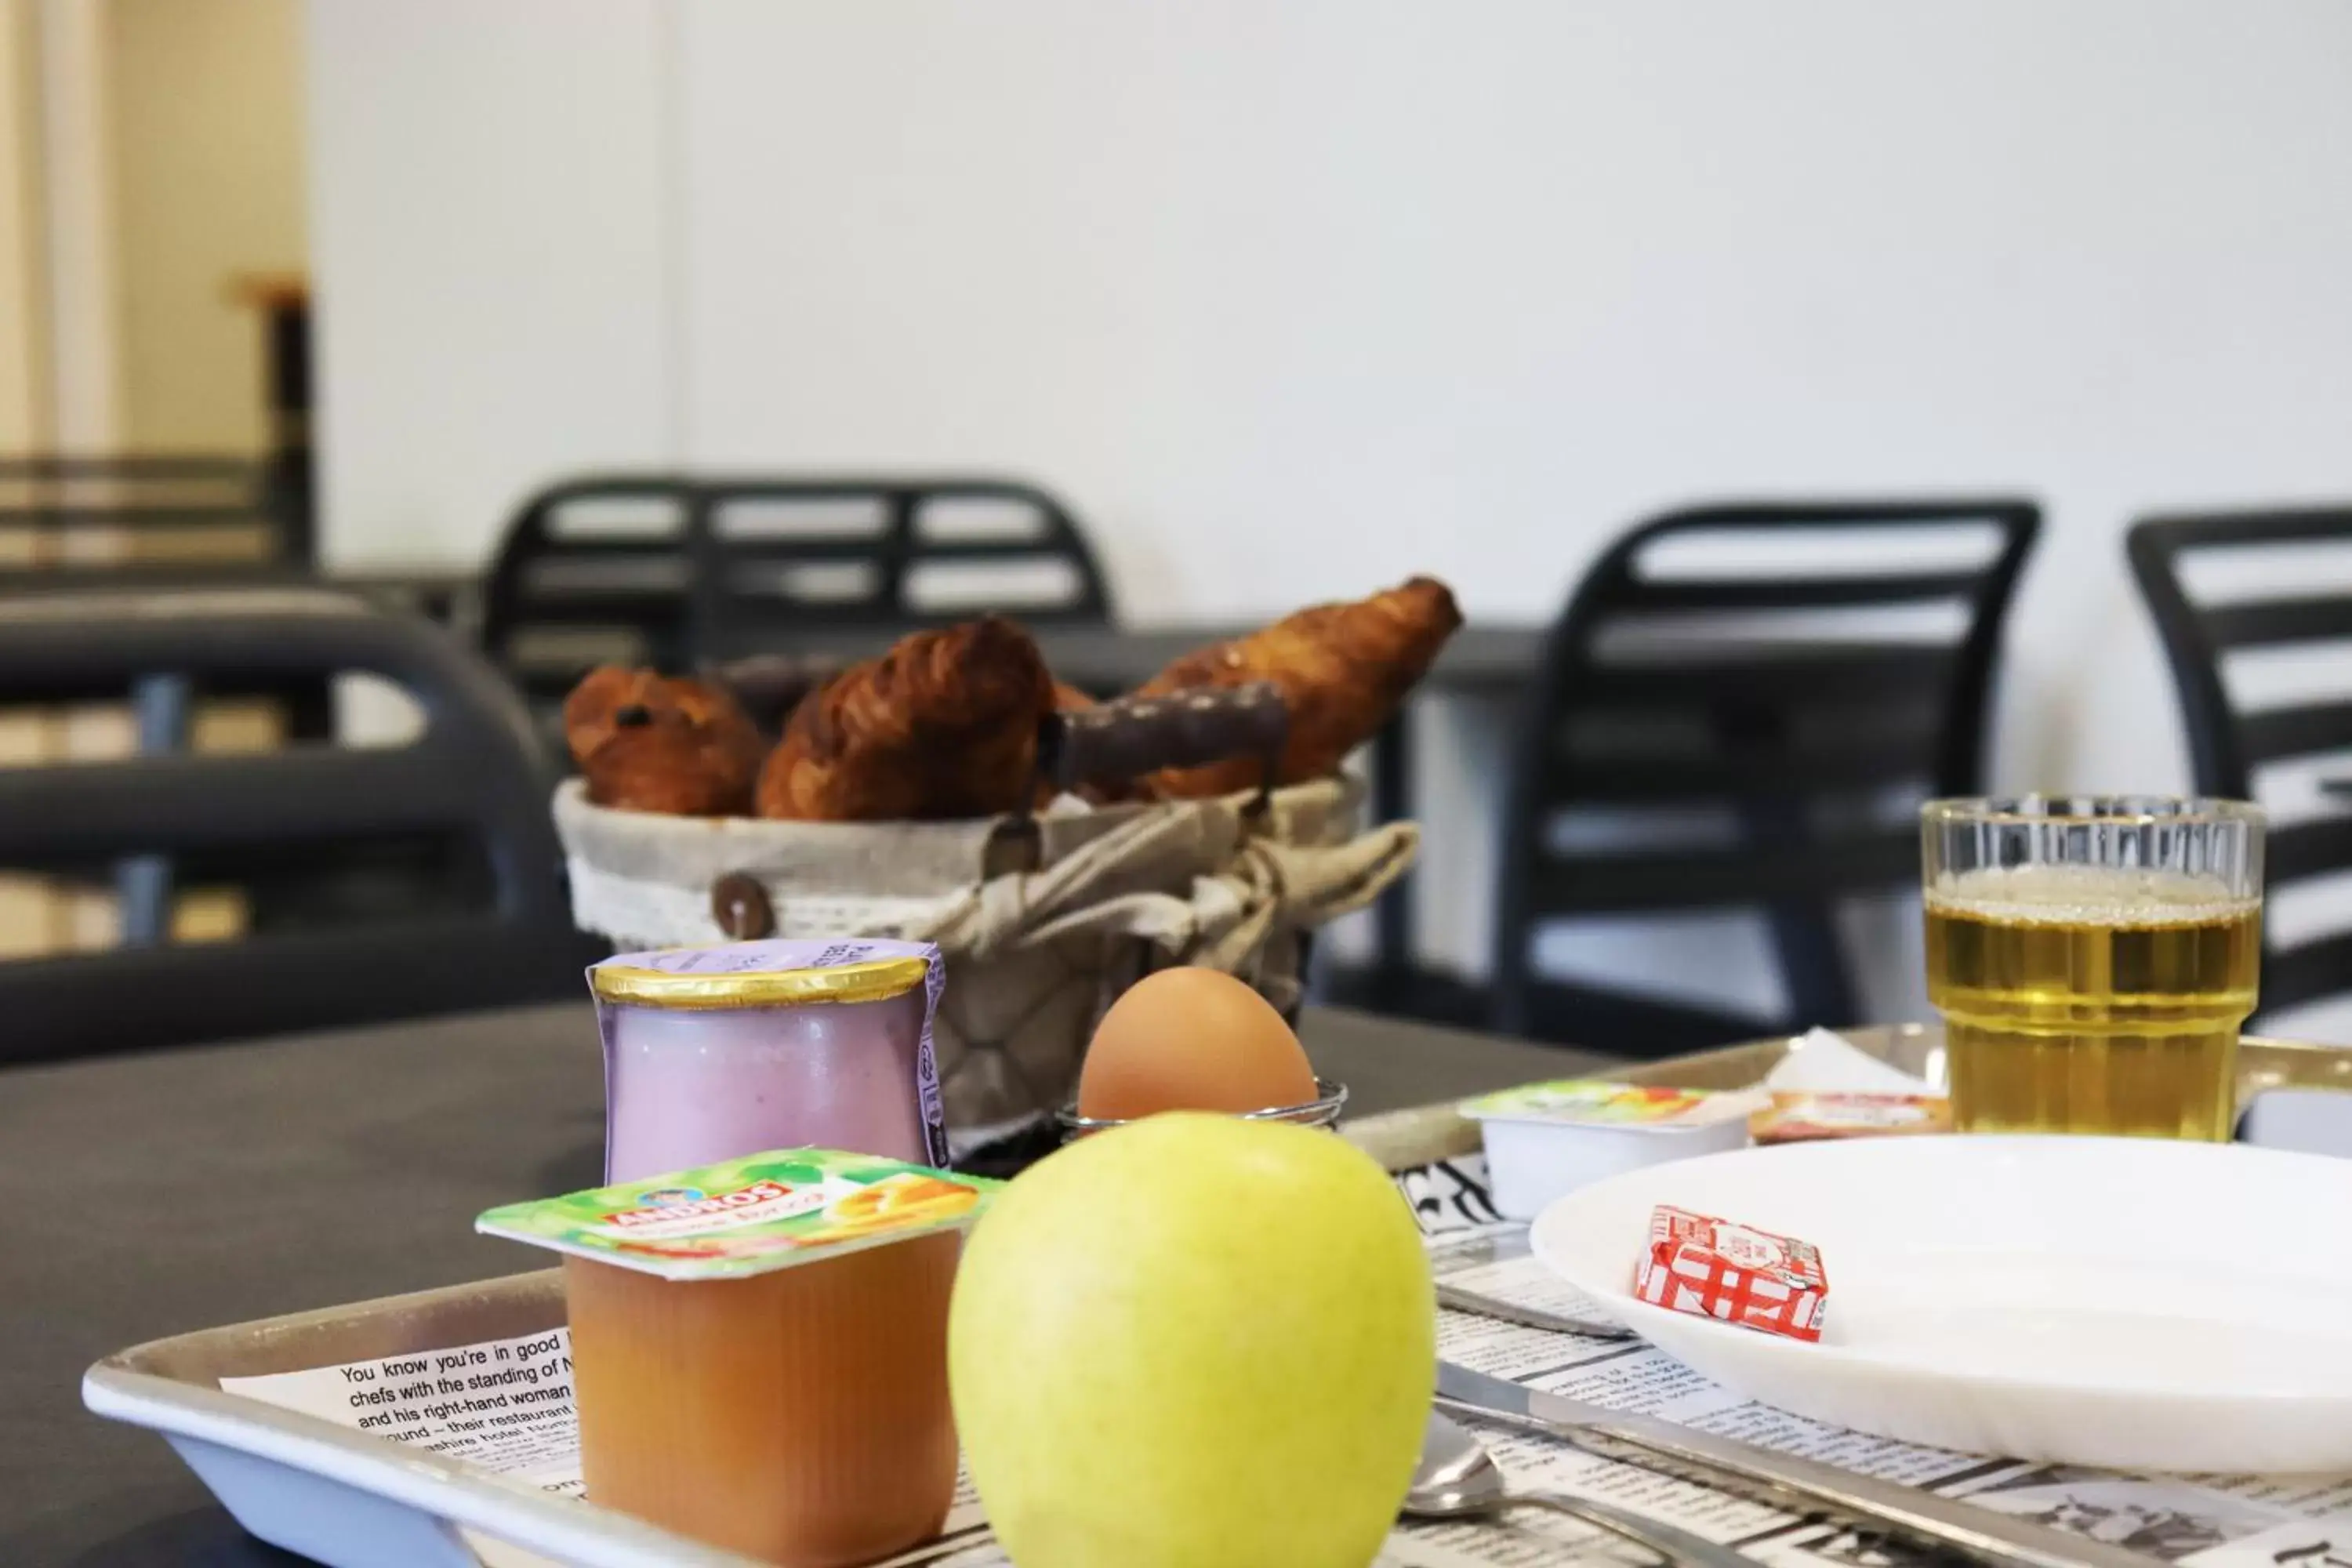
<box><xmin>0</xmin><ymin>0</ymin><xmax>50</xmax><ymax>451</ymax></box>
<box><xmin>2</xmin><ymin>0</ymin><xmax>123</xmax><ymax>455</ymax></box>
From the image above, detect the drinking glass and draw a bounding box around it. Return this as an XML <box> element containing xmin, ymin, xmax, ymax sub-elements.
<box><xmin>1921</xmin><ymin>796</ymin><xmax>2264</xmax><ymax>1140</ymax></box>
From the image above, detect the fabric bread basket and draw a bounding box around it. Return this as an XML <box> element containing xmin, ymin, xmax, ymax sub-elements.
<box><xmin>554</xmin><ymin>684</ymin><xmax>1417</xmax><ymax>1150</ymax></box>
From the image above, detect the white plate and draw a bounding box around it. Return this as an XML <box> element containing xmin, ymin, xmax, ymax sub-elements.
<box><xmin>1530</xmin><ymin>1135</ymin><xmax>2352</xmax><ymax>1472</ymax></box>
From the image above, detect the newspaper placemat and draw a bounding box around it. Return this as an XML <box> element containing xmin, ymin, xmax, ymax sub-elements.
<box><xmin>217</xmin><ymin>1150</ymin><xmax>2352</xmax><ymax>1568</ymax></box>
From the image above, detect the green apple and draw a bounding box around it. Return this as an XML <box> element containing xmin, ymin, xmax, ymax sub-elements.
<box><xmin>948</xmin><ymin>1112</ymin><xmax>1434</xmax><ymax>1568</ymax></box>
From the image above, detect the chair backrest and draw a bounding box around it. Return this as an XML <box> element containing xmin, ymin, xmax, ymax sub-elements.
<box><xmin>0</xmin><ymin>588</ymin><xmax>598</xmax><ymax>1065</ymax></box>
<box><xmin>0</xmin><ymin>455</ymin><xmax>307</xmax><ymax>579</ymax></box>
<box><xmin>2128</xmin><ymin>506</ymin><xmax>2352</xmax><ymax>1018</ymax></box>
<box><xmin>1494</xmin><ymin>499</ymin><xmax>2040</xmax><ymax>1056</ymax></box>
<box><xmin>481</xmin><ymin>474</ymin><xmax>1113</xmax><ymax>713</ymax></box>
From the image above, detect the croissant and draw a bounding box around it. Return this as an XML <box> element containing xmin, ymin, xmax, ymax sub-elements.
<box><xmin>1134</xmin><ymin>575</ymin><xmax>1462</xmax><ymax>798</ymax></box>
<box><xmin>757</xmin><ymin>617</ymin><xmax>1057</xmax><ymax>821</ymax></box>
<box><xmin>564</xmin><ymin>666</ymin><xmax>767</xmax><ymax>816</ymax></box>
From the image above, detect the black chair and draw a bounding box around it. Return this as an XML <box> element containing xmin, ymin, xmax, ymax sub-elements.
<box><xmin>481</xmin><ymin>474</ymin><xmax>1114</xmax><ymax>723</ymax></box>
<box><xmin>2129</xmin><ymin>506</ymin><xmax>2352</xmax><ymax>1022</ymax></box>
<box><xmin>0</xmin><ymin>454</ymin><xmax>310</xmax><ymax>578</ymax></box>
<box><xmin>1493</xmin><ymin>499</ymin><xmax>2041</xmax><ymax>1057</ymax></box>
<box><xmin>0</xmin><ymin>588</ymin><xmax>599</xmax><ymax>1065</ymax></box>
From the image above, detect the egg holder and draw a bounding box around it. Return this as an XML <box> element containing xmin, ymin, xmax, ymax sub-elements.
<box><xmin>1054</xmin><ymin>1078</ymin><xmax>1352</xmax><ymax>1141</ymax></box>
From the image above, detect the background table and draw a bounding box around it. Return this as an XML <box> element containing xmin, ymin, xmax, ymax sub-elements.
<box><xmin>0</xmin><ymin>1002</ymin><xmax>1594</xmax><ymax>1566</ymax></box>
<box><xmin>704</xmin><ymin>622</ymin><xmax>1542</xmax><ymax>702</ymax></box>
<box><xmin>1039</xmin><ymin>623</ymin><xmax>1543</xmax><ymax>1004</ymax></box>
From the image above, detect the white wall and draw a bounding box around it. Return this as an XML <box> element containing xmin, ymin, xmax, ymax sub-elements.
<box><xmin>309</xmin><ymin>2</ymin><xmax>2352</xmax><ymax>1013</ymax></box>
<box><xmin>307</xmin><ymin>0</ymin><xmax>675</xmax><ymax>568</ymax></box>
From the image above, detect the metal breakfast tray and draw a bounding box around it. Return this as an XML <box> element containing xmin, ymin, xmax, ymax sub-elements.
<box><xmin>85</xmin><ymin>1024</ymin><xmax>2352</xmax><ymax>1568</ymax></box>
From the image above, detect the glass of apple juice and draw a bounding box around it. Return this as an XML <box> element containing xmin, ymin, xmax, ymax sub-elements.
<box><xmin>1922</xmin><ymin>795</ymin><xmax>2263</xmax><ymax>1140</ymax></box>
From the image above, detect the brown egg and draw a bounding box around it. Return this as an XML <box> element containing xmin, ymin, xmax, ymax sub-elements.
<box><xmin>1076</xmin><ymin>967</ymin><xmax>1320</xmax><ymax>1121</ymax></box>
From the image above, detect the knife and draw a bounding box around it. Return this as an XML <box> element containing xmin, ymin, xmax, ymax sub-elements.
<box><xmin>1436</xmin><ymin>1361</ymin><xmax>2159</xmax><ymax>1568</ymax></box>
<box><xmin>1435</xmin><ymin>1281</ymin><xmax>1635</xmax><ymax>1341</ymax></box>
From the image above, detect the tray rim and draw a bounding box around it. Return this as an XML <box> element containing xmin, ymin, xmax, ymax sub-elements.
<box><xmin>84</xmin><ymin>1268</ymin><xmax>764</xmax><ymax>1568</ymax></box>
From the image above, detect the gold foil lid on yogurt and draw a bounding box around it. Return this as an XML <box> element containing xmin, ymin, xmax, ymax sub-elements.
<box><xmin>590</xmin><ymin>938</ymin><xmax>931</xmax><ymax>1011</ymax></box>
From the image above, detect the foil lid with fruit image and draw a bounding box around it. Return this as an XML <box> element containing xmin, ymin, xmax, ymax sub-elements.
<box><xmin>477</xmin><ymin>1149</ymin><xmax>998</xmax><ymax>1282</ymax></box>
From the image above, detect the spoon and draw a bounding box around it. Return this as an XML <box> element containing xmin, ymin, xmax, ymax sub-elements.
<box><xmin>1403</xmin><ymin>1411</ymin><xmax>1755</xmax><ymax>1568</ymax></box>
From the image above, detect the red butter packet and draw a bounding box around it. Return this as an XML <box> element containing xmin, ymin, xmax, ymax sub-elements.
<box><xmin>1634</xmin><ymin>1205</ymin><xmax>1828</xmax><ymax>1342</ymax></box>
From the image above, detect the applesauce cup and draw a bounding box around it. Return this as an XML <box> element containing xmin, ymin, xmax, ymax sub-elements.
<box><xmin>1054</xmin><ymin>1079</ymin><xmax>1350</xmax><ymax>1142</ymax></box>
<box><xmin>479</xmin><ymin>1149</ymin><xmax>1000</xmax><ymax>1568</ymax></box>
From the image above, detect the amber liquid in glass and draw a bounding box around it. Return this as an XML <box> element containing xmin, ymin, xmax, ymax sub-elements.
<box><xmin>1925</xmin><ymin>866</ymin><xmax>2259</xmax><ymax>1139</ymax></box>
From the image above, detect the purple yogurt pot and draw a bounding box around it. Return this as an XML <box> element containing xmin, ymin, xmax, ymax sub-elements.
<box><xmin>589</xmin><ymin>938</ymin><xmax>948</xmax><ymax>1184</ymax></box>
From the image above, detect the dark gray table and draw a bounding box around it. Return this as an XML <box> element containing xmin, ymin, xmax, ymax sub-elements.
<box><xmin>1047</xmin><ymin>622</ymin><xmax>1541</xmax><ymax>699</ymax></box>
<box><xmin>0</xmin><ymin>1002</ymin><xmax>1595</xmax><ymax>1566</ymax></box>
<box><xmin>705</xmin><ymin>622</ymin><xmax>1544</xmax><ymax>702</ymax></box>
